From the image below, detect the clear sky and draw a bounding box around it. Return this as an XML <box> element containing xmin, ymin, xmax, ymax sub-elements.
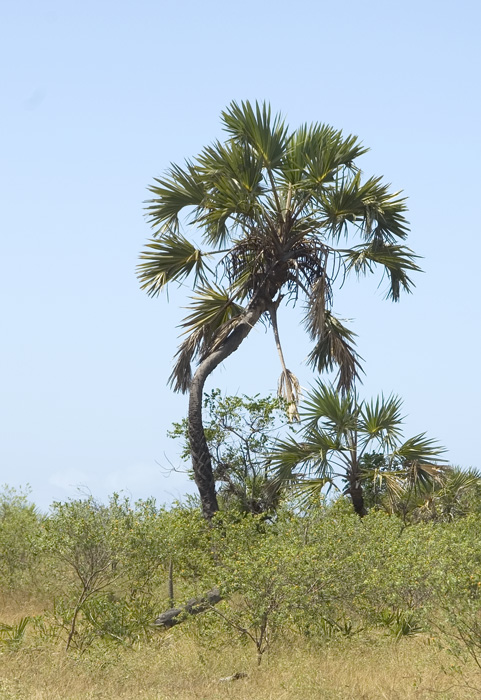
<box><xmin>2</xmin><ymin>0</ymin><xmax>480</xmax><ymax>511</ymax></box>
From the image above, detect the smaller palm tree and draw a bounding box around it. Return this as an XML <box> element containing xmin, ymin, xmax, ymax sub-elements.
<box><xmin>397</xmin><ymin>466</ymin><xmax>481</xmax><ymax>522</ymax></box>
<box><xmin>270</xmin><ymin>382</ymin><xmax>446</xmax><ymax>516</ymax></box>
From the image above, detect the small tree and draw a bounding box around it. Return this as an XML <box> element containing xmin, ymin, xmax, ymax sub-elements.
<box><xmin>169</xmin><ymin>390</ymin><xmax>289</xmax><ymax>515</ymax></box>
<box><xmin>41</xmin><ymin>496</ymin><xmax>132</xmax><ymax>649</ymax></box>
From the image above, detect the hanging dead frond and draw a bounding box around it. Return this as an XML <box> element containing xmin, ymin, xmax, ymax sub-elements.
<box><xmin>277</xmin><ymin>369</ymin><xmax>301</xmax><ymax>421</ymax></box>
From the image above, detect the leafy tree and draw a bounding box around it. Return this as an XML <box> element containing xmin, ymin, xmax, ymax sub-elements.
<box><xmin>138</xmin><ymin>101</ymin><xmax>420</xmax><ymax>518</ymax></box>
<box><xmin>270</xmin><ymin>382</ymin><xmax>446</xmax><ymax>516</ymax></box>
<box><xmin>168</xmin><ymin>389</ymin><xmax>288</xmax><ymax>515</ymax></box>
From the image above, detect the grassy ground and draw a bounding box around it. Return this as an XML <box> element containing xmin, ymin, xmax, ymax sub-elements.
<box><xmin>0</xmin><ymin>601</ymin><xmax>479</xmax><ymax>700</ymax></box>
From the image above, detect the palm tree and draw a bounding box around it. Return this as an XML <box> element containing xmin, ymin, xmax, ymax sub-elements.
<box><xmin>270</xmin><ymin>382</ymin><xmax>446</xmax><ymax>517</ymax></box>
<box><xmin>138</xmin><ymin>101</ymin><xmax>421</xmax><ymax>519</ymax></box>
<box><xmin>396</xmin><ymin>466</ymin><xmax>481</xmax><ymax>522</ymax></box>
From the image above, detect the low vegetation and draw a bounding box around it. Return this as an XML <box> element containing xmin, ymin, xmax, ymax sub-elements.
<box><xmin>2</xmin><ymin>468</ymin><xmax>481</xmax><ymax>698</ymax></box>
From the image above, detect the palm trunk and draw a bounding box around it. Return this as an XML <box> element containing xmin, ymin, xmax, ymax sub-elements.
<box><xmin>189</xmin><ymin>295</ymin><xmax>270</xmax><ymax>519</ymax></box>
<box><xmin>348</xmin><ymin>466</ymin><xmax>367</xmax><ymax>517</ymax></box>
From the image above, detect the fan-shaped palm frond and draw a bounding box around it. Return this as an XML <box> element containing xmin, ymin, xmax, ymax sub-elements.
<box><xmin>318</xmin><ymin>175</ymin><xmax>410</xmax><ymax>243</ymax></box>
<box><xmin>359</xmin><ymin>395</ymin><xmax>404</xmax><ymax>449</ymax></box>
<box><xmin>269</xmin><ymin>429</ymin><xmax>344</xmax><ymax>484</ymax></box>
<box><xmin>291</xmin><ymin>476</ymin><xmax>339</xmax><ymax>510</ymax></box>
<box><xmin>137</xmin><ymin>232</ymin><xmax>211</xmax><ymax>296</ymax></box>
<box><xmin>425</xmin><ymin>466</ymin><xmax>481</xmax><ymax>521</ymax></box>
<box><xmin>301</xmin><ymin>381</ymin><xmax>357</xmax><ymax>433</ymax></box>
<box><xmin>221</xmin><ymin>100</ymin><xmax>289</xmax><ymax>169</ymax></box>
<box><xmin>343</xmin><ymin>242</ymin><xmax>422</xmax><ymax>300</ymax></box>
<box><xmin>392</xmin><ymin>433</ymin><xmax>447</xmax><ymax>467</ymax></box>
<box><xmin>146</xmin><ymin>161</ymin><xmax>205</xmax><ymax>234</ymax></box>
<box><xmin>179</xmin><ymin>283</ymin><xmax>245</xmax><ymax>336</ymax></box>
<box><xmin>168</xmin><ymin>286</ymin><xmax>245</xmax><ymax>393</ymax></box>
<box><xmin>442</xmin><ymin>466</ymin><xmax>481</xmax><ymax>493</ymax></box>
<box><xmin>282</xmin><ymin>123</ymin><xmax>367</xmax><ymax>190</ymax></box>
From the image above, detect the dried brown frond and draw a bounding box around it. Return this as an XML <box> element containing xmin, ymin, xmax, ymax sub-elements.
<box><xmin>278</xmin><ymin>369</ymin><xmax>301</xmax><ymax>421</ymax></box>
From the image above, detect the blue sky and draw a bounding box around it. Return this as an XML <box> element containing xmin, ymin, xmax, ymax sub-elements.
<box><xmin>1</xmin><ymin>0</ymin><xmax>480</xmax><ymax>510</ymax></box>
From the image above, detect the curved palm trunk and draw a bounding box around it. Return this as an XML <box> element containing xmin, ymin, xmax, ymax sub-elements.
<box><xmin>189</xmin><ymin>296</ymin><xmax>270</xmax><ymax>519</ymax></box>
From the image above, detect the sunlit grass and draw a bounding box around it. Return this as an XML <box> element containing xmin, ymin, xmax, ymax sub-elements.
<box><xmin>0</xmin><ymin>603</ymin><xmax>479</xmax><ymax>700</ymax></box>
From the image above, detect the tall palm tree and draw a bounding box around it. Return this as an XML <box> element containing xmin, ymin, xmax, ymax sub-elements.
<box><xmin>270</xmin><ymin>382</ymin><xmax>446</xmax><ymax>517</ymax></box>
<box><xmin>137</xmin><ymin>101</ymin><xmax>421</xmax><ymax>519</ymax></box>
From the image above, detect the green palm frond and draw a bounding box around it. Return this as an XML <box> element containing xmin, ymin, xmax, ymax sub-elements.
<box><xmin>303</xmin><ymin>133</ymin><xmax>366</xmax><ymax>188</ymax></box>
<box><xmin>390</xmin><ymin>434</ymin><xmax>447</xmax><ymax>492</ymax></box>
<box><xmin>269</xmin><ymin>429</ymin><xmax>341</xmax><ymax>484</ymax></box>
<box><xmin>194</xmin><ymin>139</ymin><xmax>266</xmax><ymax>246</ymax></box>
<box><xmin>168</xmin><ymin>285</ymin><xmax>245</xmax><ymax>393</ymax></box>
<box><xmin>282</xmin><ymin>123</ymin><xmax>367</xmax><ymax>188</ymax></box>
<box><xmin>268</xmin><ymin>437</ymin><xmax>318</xmax><ymax>484</ymax></box>
<box><xmin>146</xmin><ymin>161</ymin><xmax>205</xmax><ymax>234</ymax></box>
<box><xmin>317</xmin><ymin>171</ymin><xmax>366</xmax><ymax>239</ymax></box>
<box><xmin>137</xmin><ymin>232</ymin><xmax>211</xmax><ymax>296</ymax></box>
<box><xmin>306</xmin><ymin>312</ymin><xmax>363</xmax><ymax>392</ymax></box>
<box><xmin>293</xmin><ymin>476</ymin><xmax>338</xmax><ymax>507</ymax></box>
<box><xmin>441</xmin><ymin>466</ymin><xmax>481</xmax><ymax>494</ymax></box>
<box><xmin>221</xmin><ymin>100</ymin><xmax>288</xmax><ymax>169</ymax></box>
<box><xmin>319</xmin><ymin>174</ymin><xmax>409</xmax><ymax>244</ymax></box>
<box><xmin>179</xmin><ymin>283</ymin><xmax>244</xmax><ymax>337</ymax></box>
<box><xmin>359</xmin><ymin>395</ymin><xmax>404</xmax><ymax>449</ymax></box>
<box><xmin>361</xmin><ymin>467</ymin><xmax>406</xmax><ymax>501</ymax></box>
<box><xmin>351</xmin><ymin>177</ymin><xmax>409</xmax><ymax>242</ymax></box>
<box><xmin>343</xmin><ymin>242</ymin><xmax>422</xmax><ymax>300</ymax></box>
<box><xmin>196</xmin><ymin>139</ymin><xmax>264</xmax><ymax>192</ymax></box>
<box><xmin>426</xmin><ymin>466</ymin><xmax>481</xmax><ymax>519</ymax></box>
<box><xmin>301</xmin><ymin>381</ymin><xmax>357</xmax><ymax>434</ymax></box>
<box><xmin>393</xmin><ymin>433</ymin><xmax>447</xmax><ymax>466</ymax></box>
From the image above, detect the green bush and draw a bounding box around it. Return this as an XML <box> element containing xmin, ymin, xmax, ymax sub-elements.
<box><xmin>0</xmin><ymin>485</ymin><xmax>41</xmax><ymax>592</ymax></box>
<box><xmin>39</xmin><ymin>495</ymin><xmax>174</xmax><ymax>650</ymax></box>
<box><xmin>3</xmin><ymin>486</ymin><xmax>481</xmax><ymax>664</ymax></box>
<box><xmin>160</xmin><ymin>501</ymin><xmax>481</xmax><ymax>661</ymax></box>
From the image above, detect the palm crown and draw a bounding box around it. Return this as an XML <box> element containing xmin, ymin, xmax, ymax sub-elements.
<box><xmin>138</xmin><ymin>101</ymin><xmax>420</xmax><ymax>398</ymax></box>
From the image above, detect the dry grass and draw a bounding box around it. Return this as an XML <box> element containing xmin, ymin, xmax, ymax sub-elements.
<box><xmin>0</xmin><ymin>622</ymin><xmax>480</xmax><ymax>700</ymax></box>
